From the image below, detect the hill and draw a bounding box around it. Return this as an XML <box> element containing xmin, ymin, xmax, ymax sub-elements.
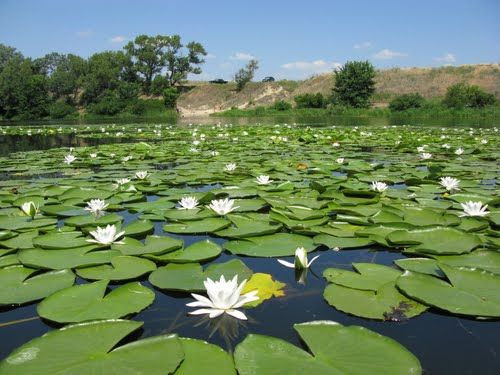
<box><xmin>177</xmin><ymin>64</ymin><xmax>500</xmax><ymax>116</ymax></box>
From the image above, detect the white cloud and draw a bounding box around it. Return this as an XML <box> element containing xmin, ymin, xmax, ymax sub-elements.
<box><xmin>434</xmin><ymin>53</ymin><xmax>456</xmax><ymax>64</ymax></box>
<box><xmin>109</xmin><ymin>35</ymin><xmax>127</xmax><ymax>44</ymax></box>
<box><xmin>230</xmin><ymin>52</ymin><xmax>255</xmax><ymax>61</ymax></box>
<box><xmin>205</xmin><ymin>53</ymin><xmax>217</xmax><ymax>59</ymax></box>
<box><xmin>372</xmin><ymin>49</ymin><xmax>408</xmax><ymax>59</ymax></box>
<box><xmin>76</xmin><ymin>30</ymin><xmax>92</xmax><ymax>38</ymax></box>
<box><xmin>281</xmin><ymin>59</ymin><xmax>341</xmax><ymax>73</ymax></box>
<box><xmin>354</xmin><ymin>41</ymin><xmax>372</xmax><ymax>49</ymax></box>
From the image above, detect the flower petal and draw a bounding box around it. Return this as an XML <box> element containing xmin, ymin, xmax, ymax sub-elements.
<box><xmin>277</xmin><ymin>259</ymin><xmax>295</xmax><ymax>268</ymax></box>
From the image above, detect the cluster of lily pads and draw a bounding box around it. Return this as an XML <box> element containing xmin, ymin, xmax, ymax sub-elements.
<box><xmin>0</xmin><ymin>122</ymin><xmax>498</xmax><ymax>374</ymax></box>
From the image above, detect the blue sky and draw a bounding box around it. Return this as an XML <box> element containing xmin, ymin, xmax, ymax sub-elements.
<box><xmin>0</xmin><ymin>0</ymin><xmax>499</xmax><ymax>80</ymax></box>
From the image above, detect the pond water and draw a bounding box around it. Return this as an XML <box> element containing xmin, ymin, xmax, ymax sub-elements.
<box><xmin>0</xmin><ymin>120</ymin><xmax>498</xmax><ymax>374</ymax></box>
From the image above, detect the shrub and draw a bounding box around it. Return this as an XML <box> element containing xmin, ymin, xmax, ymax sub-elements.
<box><xmin>333</xmin><ymin>61</ymin><xmax>376</xmax><ymax>108</ymax></box>
<box><xmin>49</xmin><ymin>101</ymin><xmax>76</xmax><ymax>119</ymax></box>
<box><xmin>163</xmin><ymin>87</ymin><xmax>180</xmax><ymax>109</ymax></box>
<box><xmin>88</xmin><ymin>94</ymin><xmax>126</xmax><ymax>115</ymax></box>
<box><xmin>127</xmin><ymin>99</ymin><xmax>146</xmax><ymax>115</ymax></box>
<box><xmin>150</xmin><ymin>76</ymin><xmax>170</xmax><ymax>96</ymax></box>
<box><xmin>273</xmin><ymin>100</ymin><xmax>292</xmax><ymax>111</ymax></box>
<box><xmin>443</xmin><ymin>83</ymin><xmax>496</xmax><ymax>109</ymax></box>
<box><xmin>389</xmin><ymin>93</ymin><xmax>425</xmax><ymax>111</ymax></box>
<box><xmin>294</xmin><ymin>93</ymin><xmax>326</xmax><ymax>108</ymax></box>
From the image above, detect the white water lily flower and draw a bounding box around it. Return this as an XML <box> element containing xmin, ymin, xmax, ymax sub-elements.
<box><xmin>416</xmin><ymin>145</ymin><xmax>427</xmax><ymax>152</ymax></box>
<box><xmin>455</xmin><ymin>147</ymin><xmax>464</xmax><ymax>155</ymax></box>
<box><xmin>115</xmin><ymin>178</ymin><xmax>131</xmax><ymax>186</ymax></box>
<box><xmin>371</xmin><ymin>181</ymin><xmax>388</xmax><ymax>192</ymax></box>
<box><xmin>208</xmin><ymin>198</ymin><xmax>239</xmax><ymax>215</ymax></box>
<box><xmin>336</xmin><ymin>158</ymin><xmax>344</xmax><ymax>164</ymax></box>
<box><xmin>481</xmin><ymin>139</ymin><xmax>488</xmax><ymax>144</ymax></box>
<box><xmin>420</xmin><ymin>152</ymin><xmax>432</xmax><ymax>160</ymax></box>
<box><xmin>186</xmin><ymin>275</ymin><xmax>259</xmax><ymax>320</ymax></box>
<box><xmin>84</xmin><ymin>199</ymin><xmax>109</xmax><ymax>216</ymax></box>
<box><xmin>64</xmin><ymin>154</ymin><xmax>76</xmax><ymax>165</ymax></box>
<box><xmin>178</xmin><ymin>196</ymin><xmax>199</xmax><ymax>210</ymax></box>
<box><xmin>224</xmin><ymin>163</ymin><xmax>237</xmax><ymax>172</ymax></box>
<box><xmin>332</xmin><ymin>142</ymin><xmax>340</xmax><ymax>147</ymax></box>
<box><xmin>87</xmin><ymin>224</ymin><xmax>125</xmax><ymax>245</ymax></box>
<box><xmin>459</xmin><ymin>201</ymin><xmax>490</xmax><ymax>217</ymax></box>
<box><xmin>210</xmin><ymin>150</ymin><xmax>219</xmax><ymax>156</ymax></box>
<box><xmin>277</xmin><ymin>247</ymin><xmax>319</xmax><ymax>270</ymax></box>
<box><xmin>89</xmin><ymin>153</ymin><xmax>97</xmax><ymax>158</ymax></box>
<box><xmin>122</xmin><ymin>156</ymin><xmax>132</xmax><ymax>162</ymax></box>
<box><xmin>20</xmin><ymin>201</ymin><xmax>39</xmax><ymax>218</ymax></box>
<box><xmin>441</xmin><ymin>143</ymin><xmax>451</xmax><ymax>149</ymax></box>
<box><xmin>135</xmin><ymin>171</ymin><xmax>149</xmax><ymax>180</ymax></box>
<box><xmin>439</xmin><ymin>177</ymin><xmax>460</xmax><ymax>192</ymax></box>
<box><xmin>256</xmin><ymin>175</ymin><xmax>272</xmax><ymax>185</ymax></box>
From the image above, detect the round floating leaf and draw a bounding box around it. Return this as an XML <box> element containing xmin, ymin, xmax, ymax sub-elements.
<box><xmin>216</xmin><ymin>214</ymin><xmax>282</xmax><ymax>238</ymax></box>
<box><xmin>163</xmin><ymin>217</ymin><xmax>230</xmax><ymax>234</ymax></box>
<box><xmin>224</xmin><ymin>233</ymin><xmax>316</xmax><ymax>257</ymax></box>
<box><xmin>0</xmin><ymin>266</ymin><xmax>75</xmax><ymax>305</ymax></box>
<box><xmin>394</xmin><ymin>258</ymin><xmax>441</xmax><ymax>276</ymax></box>
<box><xmin>37</xmin><ymin>280</ymin><xmax>155</xmax><ymax>323</ymax></box>
<box><xmin>0</xmin><ymin>320</ymin><xmax>183</xmax><ymax>375</ymax></box>
<box><xmin>122</xmin><ymin>219</ymin><xmax>154</xmax><ymax>237</ymax></box>
<box><xmin>241</xmin><ymin>273</ymin><xmax>285</xmax><ymax>307</ymax></box>
<box><xmin>431</xmin><ymin>250</ymin><xmax>500</xmax><ymax>274</ymax></box>
<box><xmin>397</xmin><ymin>264</ymin><xmax>500</xmax><ymax>317</ymax></box>
<box><xmin>18</xmin><ymin>246</ymin><xmax>119</xmax><ymax>270</ymax></box>
<box><xmin>0</xmin><ymin>216</ymin><xmax>57</xmax><ymax>231</ymax></box>
<box><xmin>149</xmin><ymin>259</ymin><xmax>252</xmax><ymax>292</ymax></box>
<box><xmin>175</xmin><ymin>338</ymin><xmax>236</xmax><ymax>375</ymax></box>
<box><xmin>234</xmin><ymin>321</ymin><xmax>422</xmax><ymax>375</ymax></box>
<box><xmin>112</xmin><ymin>235</ymin><xmax>182</xmax><ymax>256</ymax></box>
<box><xmin>64</xmin><ymin>213</ymin><xmax>123</xmax><ymax>228</ymax></box>
<box><xmin>146</xmin><ymin>239</ymin><xmax>221</xmax><ymax>263</ymax></box>
<box><xmin>33</xmin><ymin>231</ymin><xmax>89</xmax><ymax>249</ymax></box>
<box><xmin>76</xmin><ymin>255</ymin><xmax>156</xmax><ymax>281</ymax></box>
<box><xmin>323</xmin><ymin>263</ymin><xmax>427</xmax><ymax>320</ymax></box>
<box><xmin>388</xmin><ymin>227</ymin><xmax>482</xmax><ymax>255</ymax></box>
<box><xmin>314</xmin><ymin>234</ymin><xmax>375</xmax><ymax>250</ymax></box>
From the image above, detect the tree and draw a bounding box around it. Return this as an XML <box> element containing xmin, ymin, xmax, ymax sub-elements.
<box><xmin>389</xmin><ymin>93</ymin><xmax>425</xmax><ymax>111</ymax></box>
<box><xmin>44</xmin><ymin>54</ymin><xmax>87</xmax><ymax>100</ymax></box>
<box><xmin>234</xmin><ymin>59</ymin><xmax>258</xmax><ymax>91</ymax></box>
<box><xmin>125</xmin><ymin>34</ymin><xmax>206</xmax><ymax>94</ymax></box>
<box><xmin>332</xmin><ymin>61</ymin><xmax>376</xmax><ymax>108</ymax></box>
<box><xmin>294</xmin><ymin>93</ymin><xmax>326</xmax><ymax>108</ymax></box>
<box><xmin>0</xmin><ymin>44</ymin><xmax>23</xmax><ymax>73</ymax></box>
<box><xmin>442</xmin><ymin>83</ymin><xmax>495</xmax><ymax>109</ymax></box>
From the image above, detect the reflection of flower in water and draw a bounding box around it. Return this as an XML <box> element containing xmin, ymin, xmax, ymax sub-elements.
<box><xmin>193</xmin><ymin>313</ymin><xmax>252</xmax><ymax>352</ymax></box>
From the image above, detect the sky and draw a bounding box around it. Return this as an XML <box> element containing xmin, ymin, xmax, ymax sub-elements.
<box><xmin>0</xmin><ymin>0</ymin><xmax>499</xmax><ymax>80</ymax></box>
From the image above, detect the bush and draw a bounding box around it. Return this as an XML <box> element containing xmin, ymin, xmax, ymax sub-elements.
<box><xmin>49</xmin><ymin>101</ymin><xmax>76</xmax><ymax>119</ymax></box>
<box><xmin>389</xmin><ymin>93</ymin><xmax>425</xmax><ymax>111</ymax></box>
<box><xmin>163</xmin><ymin>87</ymin><xmax>180</xmax><ymax>109</ymax></box>
<box><xmin>333</xmin><ymin>61</ymin><xmax>376</xmax><ymax>108</ymax></box>
<box><xmin>443</xmin><ymin>83</ymin><xmax>496</xmax><ymax>109</ymax></box>
<box><xmin>127</xmin><ymin>99</ymin><xmax>146</xmax><ymax>115</ymax></box>
<box><xmin>273</xmin><ymin>100</ymin><xmax>292</xmax><ymax>111</ymax></box>
<box><xmin>88</xmin><ymin>94</ymin><xmax>126</xmax><ymax>115</ymax></box>
<box><xmin>294</xmin><ymin>93</ymin><xmax>326</xmax><ymax>108</ymax></box>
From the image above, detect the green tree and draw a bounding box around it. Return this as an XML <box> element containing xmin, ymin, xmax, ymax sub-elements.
<box><xmin>442</xmin><ymin>83</ymin><xmax>496</xmax><ymax>109</ymax></box>
<box><xmin>294</xmin><ymin>93</ymin><xmax>326</xmax><ymax>108</ymax></box>
<box><xmin>125</xmin><ymin>34</ymin><xmax>206</xmax><ymax>94</ymax></box>
<box><xmin>163</xmin><ymin>87</ymin><xmax>180</xmax><ymax>108</ymax></box>
<box><xmin>0</xmin><ymin>44</ymin><xmax>23</xmax><ymax>73</ymax></box>
<box><xmin>43</xmin><ymin>54</ymin><xmax>87</xmax><ymax>100</ymax></box>
<box><xmin>389</xmin><ymin>93</ymin><xmax>425</xmax><ymax>111</ymax></box>
<box><xmin>0</xmin><ymin>57</ymin><xmax>51</xmax><ymax>119</ymax></box>
<box><xmin>332</xmin><ymin>61</ymin><xmax>376</xmax><ymax>108</ymax></box>
<box><xmin>234</xmin><ymin>59</ymin><xmax>259</xmax><ymax>91</ymax></box>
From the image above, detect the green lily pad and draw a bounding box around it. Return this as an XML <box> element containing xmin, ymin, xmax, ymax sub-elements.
<box><xmin>18</xmin><ymin>246</ymin><xmax>119</xmax><ymax>270</ymax></box>
<box><xmin>163</xmin><ymin>217</ymin><xmax>230</xmax><ymax>234</ymax></box>
<box><xmin>0</xmin><ymin>320</ymin><xmax>183</xmax><ymax>375</ymax></box>
<box><xmin>175</xmin><ymin>338</ymin><xmax>236</xmax><ymax>375</ymax></box>
<box><xmin>314</xmin><ymin>234</ymin><xmax>374</xmax><ymax>250</ymax></box>
<box><xmin>33</xmin><ymin>231</ymin><xmax>89</xmax><ymax>249</ymax></box>
<box><xmin>145</xmin><ymin>239</ymin><xmax>222</xmax><ymax>263</ymax></box>
<box><xmin>323</xmin><ymin>263</ymin><xmax>427</xmax><ymax>320</ymax></box>
<box><xmin>76</xmin><ymin>256</ymin><xmax>156</xmax><ymax>281</ymax></box>
<box><xmin>224</xmin><ymin>233</ymin><xmax>316</xmax><ymax>257</ymax></box>
<box><xmin>122</xmin><ymin>219</ymin><xmax>154</xmax><ymax>237</ymax></box>
<box><xmin>234</xmin><ymin>321</ymin><xmax>422</xmax><ymax>375</ymax></box>
<box><xmin>388</xmin><ymin>227</ymin><xmax>482</xmax><ymax>255</ymax></box>
<box><xmin>0</xmin><ymin>266</ymin><xmax>75</xmax><ymax>305</ymax></box>
<box><xmin>64</xmin><ymin>213</ymin><xmax>123</xmax><ymax>228</ymax></box>
<box><xmin>37</xmin><ymin>280</ymin><xmax>155</xmax><ymax>323</ymax></box>
<box><xmin>149</xmin><ymin>259</ymin><xmax>252</xmax><ymax>291</ymax></box>
<box><xmin>397</xmin><ymin>264</ymin><xmax>500</xmax><ymax>317</ymax></box>
<box><xmin>216</xmin><ymin>214</ymin><xmax>282</xmax><ymax>238</ymax></box>
<box><xmin>112</xmin><ymin>235</ymin><xmax>183</xmax><ymax>256</ymax></box>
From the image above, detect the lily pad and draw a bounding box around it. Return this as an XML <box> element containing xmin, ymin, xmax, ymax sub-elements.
<box><xmin>234</xmin><ymin>321</ymin><xmax>422</xmax><ymax>375</ymax></box>
<box><xmin>33</xmin><ymin>231</ymin><xmax>89</xmax><ymax>249</ymax></box>
<box><xmin>0</xmin><ymin>266</ymin><xmax>75</xmax><ymax>305</ymax></box>
<box><xmin>145</xmin><ymin>239</ymin><xmax>222</xmax><ymax>263</ymax></box>
<box><xmin>37</xmin><ymin>280</ymin><xmax>155</xmax><ymax>323</ymax></box>
<box><xmin>224</xmin><ymin>233</ymin><xmax>316</xmax><ymax>257</ymax></box>
<box><xmin>163</xmin><ymin>217</ymin><xmax>230</xmax><ymax>234</ymax></box>
<box><xmin>313</xmin><ymin>234</ymin><xmax>374</xmax><ymax>250</ymax></box>
<box><xmin>76</xmin><ymin>255</ymin><xmax>156</xmax><ymax>281</ymax></box>
<box><xmin>0</xmin><ymin>320</ymin><xmax>183</xmax><ymax>374</ymax></box>
<box><xmin>112</xmin><ymin>235</ymin><xmax>182</xmax><ymax>256</ymax></box>
<box><xmin>241</xmin><ymin>273</ymin><xmax>285</xmax><ymax>307</ymax></box>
